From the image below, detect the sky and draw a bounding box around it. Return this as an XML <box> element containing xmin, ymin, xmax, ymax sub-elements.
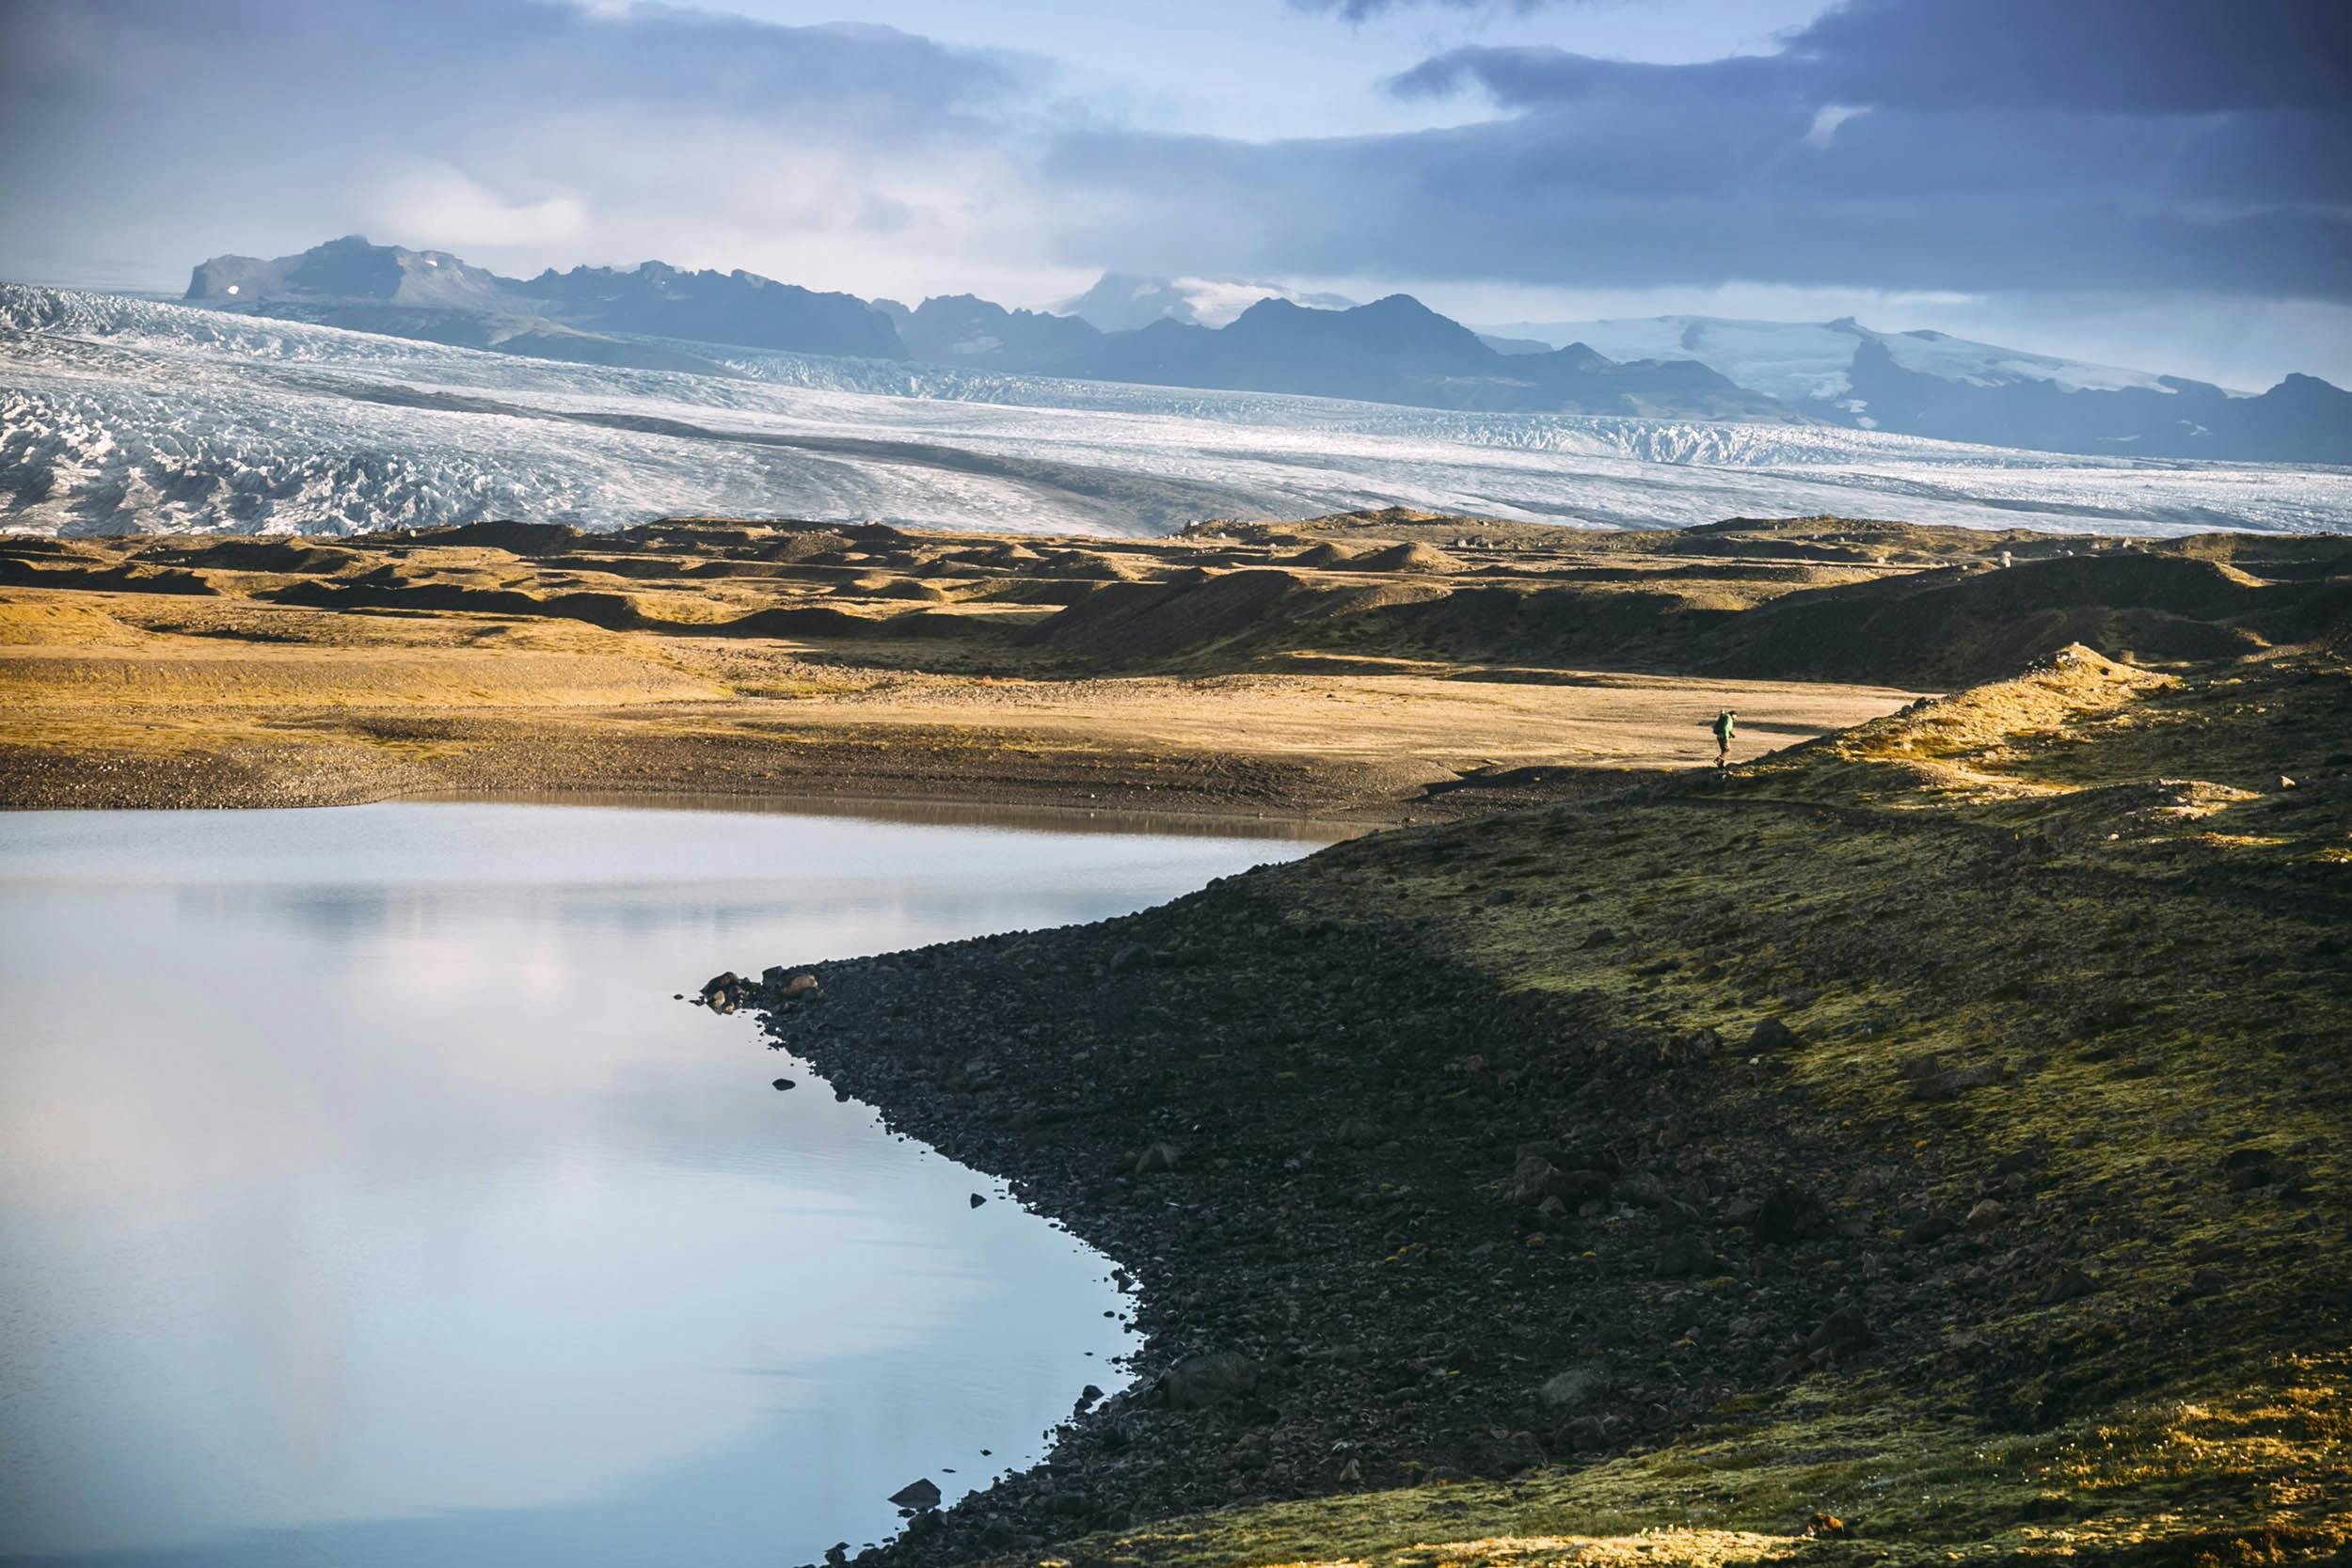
<box><xmin>1</xmin><ymin>0</ymin><xmax>2347</xmax><ymax>388</ymax></box>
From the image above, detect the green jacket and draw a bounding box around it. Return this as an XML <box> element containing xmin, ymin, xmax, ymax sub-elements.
<box><xmin>1713</xmin><ymin>713</ymin><xmax>1736</xmax><ymax>741</ymax></box>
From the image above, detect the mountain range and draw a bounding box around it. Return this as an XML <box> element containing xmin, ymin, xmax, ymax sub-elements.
<box><xmin>186</xmin><ymin>235</ymin><xmax>901</xmax><ymax>371</ymax></box>
<box><xmin>181</xmin><ymin>238</ymin><xmax>2350</xmax><ymax>461</ymax></box>
<box><xmin>1478</xmin><ymin>315</ymin><xmax>2352</xmax><ymax>464</ymax></box>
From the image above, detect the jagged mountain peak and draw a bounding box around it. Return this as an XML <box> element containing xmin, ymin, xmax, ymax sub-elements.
<box><xmin>1059</xmin><ymin>271</ymin><xmax>1360</xmax><ymax>332</ymax></box>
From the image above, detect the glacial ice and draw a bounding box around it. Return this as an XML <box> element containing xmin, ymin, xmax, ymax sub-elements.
<box><xmin>4</xmin><ymin>286</ymin><xmax>2346</xmax><ymax>539</ymax></box>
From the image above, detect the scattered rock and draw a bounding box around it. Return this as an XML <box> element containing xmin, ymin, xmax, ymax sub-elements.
<box><xmin>888</xmin><ymin>1478</ymin><xmax>942</xmax><ymax>1512</ymax></box>
<box><xmin>1805</xmin><ymin>1305</ymin><xmax>1874</xmax><ymax>1356</ymax></box>
<box><xmin>1964</xmin><ymin>1198</ymin><xmax>2007</xmax><ymax>1230</ymax></box>
<box><xmin>1156</xmin><ymin>1351</ymin><xmax>1260</xmax><ymax>1411</ymax></box>
<box><xmin>969</xmin><ymin>1192</ymin><xmax>987</xmax><ymax>1208</ymax></box>
<box><xmin>2177</xmin><ymin>1266</ymin><xmax>2230</xmax><ymax>1302</ymax></box>
<box><xmin>1904</xmin><ymin>1056</ymin><xmax>2004</xmax><ymax>1102</ymax></box>
<box><xmin>1505</xmin><ymin>1154</ymin><xmax>1606</xmax><ymax>1208</ymax></box>
<box><xmin>772</xmin><ymin>1077</ymin><xmax>795</xmax><ymax>1091</ymax></box>
<box><xmin>1747</xmin><ymin>1017</ymin><xmax>1797</xmax><ymax>1052</ymax></box>
<box><xmin>1134</xmin><ymin>1142</ymin><xmax>1183</xmax><ymax>1177</ymax></box>
<box><xmin>1755</xmin><ymin>1184</ymin><xmax>1832</xmax><ymax>1243</ymax></box>
<box><xmin>2221</xmin><ymin>1145</ymin><xmax>2299</xmax><ymax>1193</ymax></box>
<box><xmin>2042</xmin><ymin>1265</ymin><xmax>2100</xmax><ymax>1304</ymax></box>
<box><xmin>1537</xmin><ymin>1364</ymin><xmax>1612</xmax><ymax>1410</ymax></box>
<box><xmin>1656</xmin><ymin>1233</ymin><xmax>1715</xmax><ymax>1277</ymax></box>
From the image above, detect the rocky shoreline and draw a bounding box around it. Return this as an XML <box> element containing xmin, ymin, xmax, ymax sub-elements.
<box><xmin>714</xmin><ymin>811</ymin><xmax>2097</xmax><ymax>1560</ymax></box>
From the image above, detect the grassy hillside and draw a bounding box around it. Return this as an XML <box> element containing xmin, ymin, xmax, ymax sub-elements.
<box><xmin>755</xmin><ymin>642</ymin><xmax>2350</xmax><ymax>1565</ymax></box>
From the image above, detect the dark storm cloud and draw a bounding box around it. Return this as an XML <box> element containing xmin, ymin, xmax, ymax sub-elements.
<box><xmin>1048</xmin><ymin>0</ymin><xmax>2352</xmax><ymax>300</ymax></box>
<box><xmin>1394</xmin><ymin>0</ymin><xmax>2352</xmax><ymax>114</ymax></box>
<box><xmin>1787</xmin><ymin>0</ymin><xmax>2352</xmax><ymax>113</ymax></box>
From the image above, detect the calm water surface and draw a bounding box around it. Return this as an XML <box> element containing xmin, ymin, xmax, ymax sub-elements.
<box><xmin>0</xmin><ymin>802</ymin><xmax>1327</xmax><ymax>1566</ymax></box>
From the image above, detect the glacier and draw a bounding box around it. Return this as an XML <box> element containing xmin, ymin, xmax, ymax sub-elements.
<box><xmin>4</xmin><ymin>285</ymin><xmax>2347</xmax><ymax>538</ymax></box>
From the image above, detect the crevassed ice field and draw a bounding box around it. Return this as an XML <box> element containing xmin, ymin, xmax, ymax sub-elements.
<box><xmin>4</xmin><ymin>285</ymin><xmax>2347</xmax><ymax>538</ymax></box>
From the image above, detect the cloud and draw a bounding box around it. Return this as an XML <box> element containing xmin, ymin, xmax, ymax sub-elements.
<box><xmin>0</xmin><ymin>0</ymin><xmax>2344</xmax><ymax>383</ymax></box>
<box><xmin>369</xmin><ymin>167</ymin><xmax>589</xmax><ymax>250</ymax></box>
<box><xmin>1287</xmin><ymin>0</ymin><xmax>1564</xmax><ymax>18</ymax></box>
<box><xmin>1788</xmin><ymin>0</ymin><xmax>2352</xmax><ymax>114</ymax></box>
<box><xmin>0</xmin><ymin>0</ymin><xmax>1058</xmax><ymax>292</ymax></box>
<box><xmin>1046</xmin><ymin>0</ymin><xmax>2352</xmax><ymax>304</ymax></box>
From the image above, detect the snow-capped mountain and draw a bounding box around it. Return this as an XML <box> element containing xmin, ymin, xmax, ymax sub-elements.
<box><xmin>189</xmin><ymin>235</ymin><xmax>905</xmax><ymax>363</ymax></box>
<box><xmin>178</xmin><ymin>241</ymin><xmax>1793</xmax><ymax>422</ymax></box>
<box><xmin>1057</xmin><ymin>272</ymin><xmax>1359</xmax><ymax>333</ymax></box>
<box><xmin>1482</xmin><ymin>316</ymin><xmax>2177</xmax><ymax>404</ymax></box>
<box><xmin>153</xmin><ymin>240</ymin><xmax>2352</xmax><ymax>462</ymax></box>
<box><xmin>1475</xmin><ymin>315</ymin><xmax>2352</xmax><ymax>464</ymax></box>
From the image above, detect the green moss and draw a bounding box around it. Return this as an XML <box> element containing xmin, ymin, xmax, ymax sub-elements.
<box><xmin>1022</xmin><ymin>1358</ymin><xmax>2349</xmax><ymax>1565</ymax></box>
<box><xmin>1117</xmin><ymin>647</ymin><xmax>2352</xmax><ymax>1568</ymax></box>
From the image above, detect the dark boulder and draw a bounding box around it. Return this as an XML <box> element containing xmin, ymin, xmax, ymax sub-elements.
<box><xmin>1755</xmin><ymin>1184</ymin><xmax>1832</xmax><ymax>1243</ymax></box>
<box><xmin>1805</xmin><ymin>1305</ymin><xmax>1875</xmax><ymax>1355</ymax></box>
<box><xmin>1156</xmin><ymin>1351</ymin><xmax>1260</xmax><ymax>1410</ymax></box>
<box><xmin>887</xmin><ymin>1478</ymin><xmax>942</xmax><ymax>1511</ymax></box>
<box><xmin>1656</xmin><ymin>1233</ymin><xmax>1715</xmax><ymax>1277</ymax></box>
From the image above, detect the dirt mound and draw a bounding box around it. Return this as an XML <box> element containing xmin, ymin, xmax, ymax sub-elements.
<box><xmin>1033</xmin><ymin>549</ymin><xmax>1146</xmax><ymax>581</ymax></box>
<box><xmin>0</xmin><ymin>559</ymin><xmax>218</xmax><ymax>596</ymax></box>
<box><xmin>755</xmin><ymin>530</ymin><xmax>853</xmax><ymax>563</ymax></box>
<box><xmin>945</xmin><ymin>542</ymin><xmax>1046</xmax><ymax>573</ymax></box>
<box><xmin>713</xmin><ymin>605</ymin><xmax>880</xmax><ymax>640</ymax></box>
<box><xmin>0</xmin><ymin>596</ymin><xmax>148</xmax><ymax>647</ymax></box>
<box><xmin>1025</xmin><ymin>569</ymin><xmax>1322</xmax><ymax>667</ymax></box>
<box><xmin>1291</xmin><ymin>542</ymin><xmax>1363</xmax><ymax>569</ymax></box>
<box><xmin>851</xmin><ymin>576</ymin><xmax>950</xmax><ymax>602</ymax></box>
<box><xmin>960</xmin><ymin>578</ymin><xmax>1099</xmax><ymax>608</ymax></box>
<box><xmin>1359</xmin><ymin>583</ymin><xmax>1714</xmax><ymax>668</ymax></box>
<box><xmin>1357</xmin><ymin>541</ymin><xmax>1464</xmax><ymax>574</ymax></box>
<box><xmin>415</xmin><ymin>519</ymin><xmax>583</xmax><ymax>556</ymax></box>
<box><xmin>1693</xmin><ymin>552</ymin><xmax>2337</xmax><ymax>686</ymax></box>
<box><xmin>262</xmin><ymin>578</ymin><xmax>652</xmax><ymax>630</ymax></box>
<box><xmin>151</xmin><ymin>539</ymin><xmax>361</xmax><ymax>575</ymax></box>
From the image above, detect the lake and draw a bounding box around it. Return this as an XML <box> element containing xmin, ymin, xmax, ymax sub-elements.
<box><xmin>0</xmin><ymin>801</ymin><xmax>1328</xmax><ymax>1566</ymax></box>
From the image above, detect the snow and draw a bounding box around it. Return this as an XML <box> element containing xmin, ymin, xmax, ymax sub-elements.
<box><xmin>1532</xmin><ymin>317</ymin><xmax>1867</xmax><ymax>404</ymax></box>
<box><xmin>1490</xmin><ymin>315</ymin><xmax>2193</xmax><ymax>402</ymax></box>
<box><xmin>1875</xmin><ymin>328</ymin><xmax>2179</xmax><ymax>394</ymax></box>
<box><xmin>4</xmin><ymin>285</ymin><xmax>2346</xmax><ymax>539</ymax></box>
<box><xmin>1166</xmin><ymin>277</ymin><xmax>1328</xmax><ymax>327</ymax></box>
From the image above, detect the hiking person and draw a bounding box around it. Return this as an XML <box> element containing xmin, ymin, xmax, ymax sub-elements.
<box><xmin>1711</xmin><ymin>708</ymin><xmax>1736</xmax><ymax>767</ymax></box>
